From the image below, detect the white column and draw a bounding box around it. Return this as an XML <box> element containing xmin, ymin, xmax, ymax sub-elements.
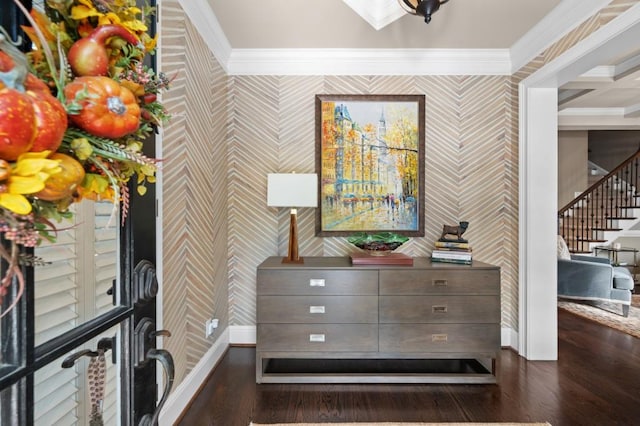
<box><xmin>519</xmin><ymin>86</ymin><xmax>558</xmax><ymax>360</ymax></box>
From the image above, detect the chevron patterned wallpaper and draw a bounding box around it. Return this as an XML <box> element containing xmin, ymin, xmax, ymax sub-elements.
<box><xmin>228</xmin><ymin>75</ymin><xmax>517</xmax><ymax>327</ymax></box>
<box><xmin>160</xmin><ymin>0</ymin><xmax>639</xmax><ymax>390</ymax></box>
<box><xmin>160</xmin><ymin>1</ymin><xmax>229</xmax><ymax>384</ymax></box>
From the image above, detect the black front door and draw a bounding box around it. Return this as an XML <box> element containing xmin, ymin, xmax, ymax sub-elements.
<box><xmin>0</xmin><ymin>0</ymin><xmax>170</xmax><ymax>424</ymax></box>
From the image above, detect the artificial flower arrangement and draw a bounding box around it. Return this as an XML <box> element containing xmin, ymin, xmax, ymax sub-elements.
<box><xmin>0</xmin><ymin>0</ymin><xmax>170</xmax><ymax>316</ymax></box>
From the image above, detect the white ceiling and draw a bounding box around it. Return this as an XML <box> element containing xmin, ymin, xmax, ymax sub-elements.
<box><xmin>208</xmin><ymin>0</ymin><xmax>562</xmax><ymax>49</ymax></box>
<box><xmin>204</xmin><ymin>0</ymin><xmax>640</xmax><ymax>131</ymax></box>
<box><xmin>558</xmin><ymin>50</ymin><xmax>640</xmax><ymax>130</ymax></box>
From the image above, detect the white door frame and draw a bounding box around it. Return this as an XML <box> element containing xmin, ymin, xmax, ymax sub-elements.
<box><xmin>519</xmin><ymin>3</ymin><xmax>640</xmax><ymax>360</ymax></box>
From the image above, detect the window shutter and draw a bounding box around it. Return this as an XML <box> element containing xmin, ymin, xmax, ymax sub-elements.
<box><xmin>34</xmin><ymin>361</ymin><xmax>79</xmax><ymax>425</ymax></box>
<box><xmin>34</xmin><ymin>227</ymin><xmax>79</xmax><ymax>346</ymax></box>
<box><xmin>94</xmin><ymin>202</ymin><xmax>118</xmax><ymax>315</ymax></box>
<box><xmin>34</xmin><ymin>201</ymin><xmax>119</xmax><ymax>425</ymax></box>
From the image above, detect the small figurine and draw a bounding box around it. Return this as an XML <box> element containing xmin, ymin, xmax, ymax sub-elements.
<box><xmin>439</xmin><ymin>221</ymin><xmax>469</xmax><ymax>242</ymax></box>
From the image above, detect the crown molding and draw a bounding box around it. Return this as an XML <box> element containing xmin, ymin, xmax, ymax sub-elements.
<box><xmin>227</xmin><ymin>48</ymin><xmax>511</xmax><ymax>76</ymax></box>
<box><xmin>179</xmin><ymin>0</ymin><xmax>509</xmax><ymax>76</ymax></box>
<box><xmin>579</xmin><ymin>65</ymin><xmax>615</xmax><ymax>79</ymax></box>
<box><xmin>341</xmin><ymin>0</ymin><xmax>406</xmax><ymax>30</ymax></box>
<box><xmin>522</xmin><ymin>2</ymin><xmax>640</xmax><ymax>89</ymax></box>
<box><xmin>558</xmin><ymin>114</ymin><xmax>640</xmax><ymax>130</ymax></box>
<box><xmin>510</xmin><ymin>0</ymin><xmax>611</xmax><ymax>73</ymax></box>
<box><xmin>178</xmin><ymin>0</ymin><xmax>232</xmax><ymax>73</ymax></box>
<box><xmin>181</xmin><ymin>0</ymin><xmax>614</xmax><ymax>77</ymax></box>
<box><xmin>625</xmin><ymin>103</ymin><xmax>640</xmax><ymax>118</ymax></box>
<box><xmin>558</xmin><ymin>107</ymin><xmax>640</xmax><ymax>130</ymax></box>
<box><xmin>559</xmin><ymin>107</ymin><xmax>626</xmax><ymax>116</ymax></box>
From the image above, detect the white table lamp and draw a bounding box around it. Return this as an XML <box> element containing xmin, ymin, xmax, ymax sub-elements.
<box><xmin>267</xmin><ymin>173</ymin><xmax>318</xmax><ymax>263</ymax></box>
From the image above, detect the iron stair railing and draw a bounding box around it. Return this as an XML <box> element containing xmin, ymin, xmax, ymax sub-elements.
<box><xmin>558</xmin><ymin>149</ymin><xmax>640</xmax><ymax>253</ymax></box>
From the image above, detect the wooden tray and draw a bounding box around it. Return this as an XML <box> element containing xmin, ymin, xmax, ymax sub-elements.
<box><xmin>350</xmin><ymin>252</ymin><xmax>413</xmax><ymax>266</ymax></box>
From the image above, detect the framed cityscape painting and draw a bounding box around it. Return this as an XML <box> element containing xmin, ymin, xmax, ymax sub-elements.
<box><xmin>315</xmin><ymin>94</ymin><xmax>425</xmax><ymax>237</ymax></box>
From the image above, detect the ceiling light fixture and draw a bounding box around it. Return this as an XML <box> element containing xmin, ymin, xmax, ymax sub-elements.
<box><xmin>398</xmin><ymin>0</ymin><xmax>450</xmax><ymax>24</ymax></box>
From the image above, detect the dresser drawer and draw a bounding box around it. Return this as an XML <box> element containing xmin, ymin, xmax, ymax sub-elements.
<box><xmin>379</xmin><ymin>324</ymin><xmax>500</xmax><ymax>353</ymax></box>
<box><xmin>380</xmin><ymin>295</ymin><xmax>500</xmax><ymax>323</ymax></box>
<box><xmin>258</xmin><ymin>295</ymin><xmax>378</xmax><ymax>323</ymax></box>
<box><xmin>257</xmin><ymin>269</ymin><xmax>378</xmax><ymax>295</ymax></box>
<box><xmin>258</xmin><ymin>324</ymin><xmax>378</xmax><ymax>352</ymax></box>
<box><xmin>379</xmin><ymin>269</ymin><xmax>499</xmax><ymax>295</ymax></box>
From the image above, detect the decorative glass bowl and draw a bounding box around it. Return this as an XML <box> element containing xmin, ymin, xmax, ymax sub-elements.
<box><xmin>347</xmin><ymin>232</ymin><xmax>409</xmax><ymax>256</ymax></box>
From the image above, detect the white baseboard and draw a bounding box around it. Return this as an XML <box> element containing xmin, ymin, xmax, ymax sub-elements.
<box><xmin>230</xmin><ymin>325</ymin><xmax>256</xmax><ymax>345</ymax></box>
<box><xmin>502</xmin><ymin>327</ymin><xmax>519</xmax><ymax>351</ymax></box>
<box><xmin>159</xmin><ymin>327</ymin><xmax>230</xmax><ymax>426</ymax></box>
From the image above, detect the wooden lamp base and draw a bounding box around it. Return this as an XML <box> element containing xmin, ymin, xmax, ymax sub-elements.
<box><xmin>282</xmin><ymin>209</ymin><xmax>304</xmax><ymax>264</ymax></box>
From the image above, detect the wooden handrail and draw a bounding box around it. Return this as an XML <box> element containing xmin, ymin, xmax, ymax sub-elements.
<box><xmin>559</xmin><ymin>148</ymin><xmax>640</xmax><ymax>215</ymax></box>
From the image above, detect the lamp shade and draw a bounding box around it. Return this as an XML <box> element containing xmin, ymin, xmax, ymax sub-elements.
<box><xmin>267</xmin><ymin>173</ymin><xmax>318</xmax><ymax>207</ymax></box>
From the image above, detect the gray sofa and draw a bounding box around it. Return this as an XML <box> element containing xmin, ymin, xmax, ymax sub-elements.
<box><xmin>558</xmin><ymin>254</ymin><xmax>634</xmax><ymax>317</ymax></box>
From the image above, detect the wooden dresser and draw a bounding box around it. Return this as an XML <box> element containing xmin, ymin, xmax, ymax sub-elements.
<box><xmin>256</xmin><ymin>256</ymin><xmax>500</xmax><ymax>384</ymax></box>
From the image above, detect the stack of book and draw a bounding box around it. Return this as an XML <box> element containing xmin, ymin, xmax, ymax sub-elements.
<box><xmin>431</xmin><ymin>241</ymin><xmax>472</xmax><ymax>265</ymax></box>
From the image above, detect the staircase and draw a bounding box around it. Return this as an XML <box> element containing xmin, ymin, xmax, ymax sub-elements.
<box><xmin>558</xmin><ymin>149</ymin><xmax>640</xmax><ymax>253</ymax></box>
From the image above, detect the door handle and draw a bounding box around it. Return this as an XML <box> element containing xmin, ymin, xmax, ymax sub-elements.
<box><xmin>61</xmin><ymin>336</ymin><xmax>115</xmax><ymax>368</ymax></box>
<box><xmin>134</xmin><ymin>318</ymin><xmax>171</xmax><ymax>368</ymax></box>
<box><xmin>137</xmin><ymin>349</ymin><xmax>175</xmax><ymax>426</ymax></box>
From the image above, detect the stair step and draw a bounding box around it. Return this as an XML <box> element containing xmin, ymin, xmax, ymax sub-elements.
<box><xmin>576</xmin><ymin>238</ymin><xmax>607</xmax><ymax>243</ymax></box>
<box><xmin>617</xmin><ymin>205</ymin><xmax>640</xmax><ymax>209</ymax></box>
<box><xmin>591</xmin><ymin>227</ymin><xmax>622</xmax><ymax>231</ymax></box>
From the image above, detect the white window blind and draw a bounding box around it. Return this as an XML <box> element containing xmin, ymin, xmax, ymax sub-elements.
<box><xmin>34</xmin><ymin>201</ymin><xmax>119</xmax><ymax>425</ymax></box>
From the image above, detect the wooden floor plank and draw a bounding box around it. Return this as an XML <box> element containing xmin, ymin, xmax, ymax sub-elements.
<box><xmin>177</xmin><ymin>309</ymin><xmax>640</xmax><ymax>426</ymax></box>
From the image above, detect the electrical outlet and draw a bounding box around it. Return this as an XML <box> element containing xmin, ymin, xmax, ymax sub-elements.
<box><xmin>205</xmin><ymin>318</ymin><xmax>219</xmax><ymax>338</ymax></box>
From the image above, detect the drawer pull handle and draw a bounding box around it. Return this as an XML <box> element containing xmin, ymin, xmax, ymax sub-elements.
<box><xmin>432</xmin><ymin>305</ymin><xmax>448</xmax><ymax>313</ymax></box>
<box><xmin>309</xmin><ymin>279</ymin><xmax>325</xmax><ymax>287</ymax></box>
<box><xmin>432</xmin><ymin>334</ymin><xmax>448</xmax><ymax>343</ymax></box>
<box><xmin>309</xmin><ymin>334</ymin><xmax>325</xmax><ymax>342</ymax></box>
<box><xmin>432</xmin><ymin>279</ymin><xmax>448</xmax><ymax>287</ymax></box>
<box><xmin>309</xmin><ymin>306</ymin><xmax>326</xmax><ymax>314</ymax></box>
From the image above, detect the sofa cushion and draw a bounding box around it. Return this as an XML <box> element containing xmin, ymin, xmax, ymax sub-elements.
<box><xmin>571</xmin><ymin>254</ymin><xmax>610</xmax><ymax>264</ymax></box>
<box><xmin>557</xmin><ymin>235</ymin><xmax>571</xmax><ymax>260</ymax></box>
<box><xmin>613</xmin><ymin>267</ymin><xmax>635</xmax><ymax>290</ymax></box>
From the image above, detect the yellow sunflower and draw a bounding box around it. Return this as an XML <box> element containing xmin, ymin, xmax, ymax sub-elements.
<box><xmin>70</xmin><ymin>0</ymin><xmax>148</xmax><ymax>35</ymax></box>
<box><xmin>0</xmin><ymin>151</ymin><xmax>62</xmax><ymax>215</ymax></box>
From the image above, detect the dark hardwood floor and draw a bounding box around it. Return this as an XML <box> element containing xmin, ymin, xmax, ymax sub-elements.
<box><xmin>177</xmin><ymin>309</ymin><xmax>640</xmax><ymax>426</ymax></box>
